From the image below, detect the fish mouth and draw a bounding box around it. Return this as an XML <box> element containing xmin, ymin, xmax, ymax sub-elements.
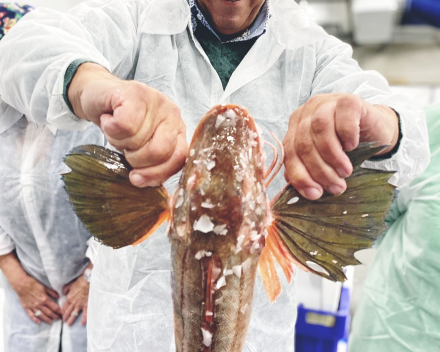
<box><xmin>190</xmin><ymin>104</ymin><xmax>256</xmax><ymax>145</ymax></box>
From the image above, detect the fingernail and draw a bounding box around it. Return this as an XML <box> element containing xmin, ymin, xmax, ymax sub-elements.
<box><xmin>303</xmin><ymin>187</ymin><xmax>322</xmax><ymax>200</ymax></box>
<box><xmin>328</xmin><ymin>185</ymin><xmax>344</xmax><ymax>195</ymax></box>
<box><xmin>344</xmin><ymin>142</ymin><xmax>354</xmax><ymax>151</ymax></box>
<box><xmin>130</xmin><ymin>173</ymin><xmax>145</xmax><ymax>187</ymax></box>
<box><xmin>337</xmin><ymin>168</ymin><xmax>349</xmax><ymax>178</ymax></box>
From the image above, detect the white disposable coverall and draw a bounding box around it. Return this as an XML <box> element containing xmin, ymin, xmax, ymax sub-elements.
<box><xmin>0</xmin><ymin>0</ymin><xmax>429</xmax><ymax>351</ymax></box>
<box><xmin>0</xmin><ymin>108</ymin><xmax>104</xmax><ymax>351</ymax></box>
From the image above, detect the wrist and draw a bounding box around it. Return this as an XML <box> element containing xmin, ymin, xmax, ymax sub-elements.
<box><xmin>0</xmin><ymin>252</ymin><xmax>28</xmax><ymax>290</ymax></box>
<box><xmin>373</xmin><ymin>105</ymin><xmax>400</xmax><ymax>155</ymax></box>
<box><xmin>68</xmin><ymin>63</ymin><xmax>112</xmax><ymax>121</ymax></box>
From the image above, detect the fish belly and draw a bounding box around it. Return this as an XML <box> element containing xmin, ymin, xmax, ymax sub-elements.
<box><xmin>171</xmin><ymin>238</ymin><xmax>259</xmax><ymax>352</ymax></box>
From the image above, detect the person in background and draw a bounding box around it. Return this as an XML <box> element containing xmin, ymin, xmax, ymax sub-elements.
<box><xmin>0</xmin><ymin>0</ymin><xmax>430</xmax><ymax>350</ymax></box>
<box><xmin>0</xmin><ymin>3</ymin><xmax>33</xmax><ymax>40</ymax></box>
<box><xmin>0</xmin><ymin>4</ymin><xmax>103</xmax><ymax>351</ymax></box>
<box><xmin>349</xmin><ymin>104</ymin><xmax>440</xmax><ymax>352</ymax></box>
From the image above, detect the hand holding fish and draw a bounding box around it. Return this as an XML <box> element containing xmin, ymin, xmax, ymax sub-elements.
<box><xmin>284</xmin><ymin>93</ymin><xmax>399</xmax><ymax>200</ymax></box>
<box><xmin>68</xmin><ymin>63</ymin><xmax>188</xmax><ymax>187</ymax></box>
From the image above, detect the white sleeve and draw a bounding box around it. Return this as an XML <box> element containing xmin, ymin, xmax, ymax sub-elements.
<box><xmin>85</xmin><ymin>237</ymin><xmax>100</xmax><ymax>265</ymax></box>
<box><xmin>0</xmin><ymin>0</ymin><xmax>147</xmax><ymax>131</ymax></box>
<box><xmin>311</xmin><ymin>37</ymin><xmax>430</xmax><ymax>187</ymax></box>
<box><xmin>0</xmin><ymin>225</ymin><xmax>15</xmax><ymax>256</ymax></box>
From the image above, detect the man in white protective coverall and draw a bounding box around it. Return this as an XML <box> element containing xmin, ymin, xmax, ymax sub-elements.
<box><xmin>0</xmin><ymin>3</ymin><xmax>103</xmax><ymax>352</ymax></box>
<box><xmin>0</xmin><ymin>0</ymin><xmax>430</xmax><ymax>351</ymax></box>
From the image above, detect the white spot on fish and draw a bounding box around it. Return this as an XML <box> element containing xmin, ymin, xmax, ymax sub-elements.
<box><xmin>213</xmin><ymin>224</ymin><xmax>228</xmax><ymax>236</ymax></box>
<box><xmin>216</xmin><ymin>275</ymin><xmax>226</xmax><ymax>289</ymax></box>
<box><xmin>205</xmin><ymin>311</ymin><xmax>213</xmax><ymax>316</ymax></box>
<box><xmin>207</xmin><ymin>160</ymin><xmax>216</xmax><ymax>171</ymax></box>
<box><xmin>250</xmin><ymin>242</ymin><xmax>260</xmax><ymax>254</ymax></box>
<box><xmin>190</xmin><ymin>149</ymin><xmax>195</xmax><ymax>157</ymax></box>
<box><xmin>177</xmin><ymin>224</ymin><xmax>186</xmax><ymax>238</ymax></box>
<box><xmin>257</xmin><ymin>192</ymin><xmax>265</xmax><ymax>204</ymax></box>
<box><xmin>250</xmin><ymin>231</ymin><xmax>260</xmax><ymax>242</ymax></box>
<box><xmin>288</xmin><ymin>197</ymin><xmax>299</xmax><ymax>205</ymax></box>
<box><xmin>215</xmin><ymin>114</ymin><xmax>226</xmax><ymax>128</ymax></box>
<box><xmin>332</xmin><ymin>260</ymin><xmax>338</xmax><ymax>264</ymax></box>
<box><xmin>191</xmin><ymin>206</ymin><xmax>197</xmax><ymax>211</ymax></box>
<box><xmin>201</xmin><ymin>328</ymin><xmax>213</xmax><ymax>347</ymax></box>
<box><xmin>224</xmin><ymin>269</ymin><xmax>233</xmax><ymax>276</ymax></box>
<box><xmin>193</xmin><ymin>160</ymin><xmax>200</xmax><ymax>164</ymax></box>
<box><xmin>187</xmin><ymin>174</ymin><xmax>196</xmax><ymax>188</ymax></box>
<box><xmin>175</xmin><ymin>197</ymin><xmax>184</xmax><ymax>208</ymax></box>
<box><xmin>232</xmin><ymin>265</ymin><xmax>242</xmax><ymax>278</ymax></box>
<box><xmin>215</xmin><ymin>297</ymin><xmax>223</xmax><ymax>305</ymax></box>
<box><xmin>225</xmin><ymin>109</ymin><xmax>237</xmax><ymax>121</ymax></box>
<box><xmin>227</xmin><ymin>136</ymin><xmax>234</xmax><ymax>142</ymax></box>
<box><xmin>236</xmin><ymin>235</ymin><xmax>245</xmax><ymax>254</ymax></box>
<box><xmin>195</xmin><ymin>250</ymin><xmax>212</xmax><ymax>260</ymax></box>
<box><xmin>343</xmin><ymin>211</ymin><xmax>347</xmax><ymax>215</ymax></box>
<box><xmin>201</xmin><ymin>201</ymin><xmax>215</xmax><ymax>209</ymax></box>
<box><xmin>310</xmin><ymin>251</ymin><xmax>318</xmax><ymax>256</ymax></box>
<box><xmin>242</xmin><ymin>258</ymin><xmax>252</xmax><ymax>274</ymax></box>
<box><xmin>194</xmin><ymin>215</ymin><xmax>214</xmax><ymax>233</ymax></box>
<box><xmin>362</xmin><ymin>214</ymin><xmax>369</xmax><ymax>218</ymax></box>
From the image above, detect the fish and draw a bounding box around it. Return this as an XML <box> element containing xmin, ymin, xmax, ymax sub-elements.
<box><xmin>62</xmin><ymin>104</ymin><xmax>396</xmax><ymax>351</ymax></box>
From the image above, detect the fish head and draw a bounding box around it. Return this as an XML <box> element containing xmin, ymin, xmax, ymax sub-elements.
<box><xmin>170</xmin><ymin>104</ymin><xmax>271</xmax><ymax>256</ymax></box>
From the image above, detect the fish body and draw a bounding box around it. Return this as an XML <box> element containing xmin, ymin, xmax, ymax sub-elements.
<box><xmin>170</xmin><ymin>105</ymin><xmax>270</xmax><ymax>350</ymax></box>
<box><xmin>62</xmin><ymin>104</ymin><xmax>396</xmax><ymax>351</ymax></box>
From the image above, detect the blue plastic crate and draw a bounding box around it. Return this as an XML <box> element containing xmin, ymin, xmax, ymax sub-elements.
<box><xmin>295</xmin><ymin>287</ymin><xmax>351</xmax><ymax>352</ymax></box>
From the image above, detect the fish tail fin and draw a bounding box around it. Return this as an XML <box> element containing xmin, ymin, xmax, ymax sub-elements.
<box><xmin>63</xmin><ymin>145</ymin><xmax>170</xmax><ymax>249</ymax></box>
<box><xmin>266</xmin><ymin>142</ymin><xmax>396</xmax><ymax>288</ymax></box>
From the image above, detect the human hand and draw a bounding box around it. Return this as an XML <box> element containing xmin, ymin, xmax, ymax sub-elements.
<box><xmin>68</xmin><ymin>63</ymin><xmax>188</xmax><ymax>187</ymax></box>
<box><xmin>13</xmin><ymin>275</ymin><xmax>62</xmax><ymax>325</ymax></box>
<box><xmin>284</xmin><ymin>93</ymin><xmax>399</xmax><ymax>200</ymax></box>
<box><xmin>61</xmin><ymin>276</ymin><xmax>90</xmax><ymax>326</ymax></box>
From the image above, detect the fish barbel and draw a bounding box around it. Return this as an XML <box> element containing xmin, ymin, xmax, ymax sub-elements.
<box><xmin>63</xmin><ymin>104</ymin><xmax>396</xmax><ymax>351</ymax></box>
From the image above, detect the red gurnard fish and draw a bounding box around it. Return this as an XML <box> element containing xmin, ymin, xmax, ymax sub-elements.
<box><xmin>63</xmin><ymin>104</ymin><xmax>395</xmax><ymax>351</ymax></box>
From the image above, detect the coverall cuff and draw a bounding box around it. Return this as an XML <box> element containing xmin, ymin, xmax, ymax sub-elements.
<box><xmin>62</xmin><ymin>59</ymin><xmax>95</xmax><ymax>114</ymax></box>
<box><xmin>0</xmin><ymin>227</ymin><xmax>16</xmax><ymax>256</ymax></box>
<box><xmin>85</xmin><ymin>237</ymin><xmax>100</xmax><ymax>265</ymax></box>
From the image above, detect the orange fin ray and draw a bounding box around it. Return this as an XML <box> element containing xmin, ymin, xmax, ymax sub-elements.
<box><xmin>265</xmin><ymin>132</ymin><xmax>284</xmax><ymax>188</ymax></box>
<box><xmin>258</xmin><ymin>245</ymin><xmax>282</xmax><ymax>303</ymax></box>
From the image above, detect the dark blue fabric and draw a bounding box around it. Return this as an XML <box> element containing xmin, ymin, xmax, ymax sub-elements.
<box><xmin>402</xmin><ymin>0</ymin><xmax>440</xmax><ymax>27</ymax></box>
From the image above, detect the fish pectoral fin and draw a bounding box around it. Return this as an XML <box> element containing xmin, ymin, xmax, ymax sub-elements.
<box><xmin>269</xmin><ymin>142</ymin><xmax>396</xmax><ymax>282</ymax></box>
<box><xmin>63</xmin><ymin>145</ymin><xmax>170</xmax><ymax>249</ymax></box>
<box><xmin>258</xmin><ymin>245</ymin><xmax>282</xmax><ymax>303</ymax></box>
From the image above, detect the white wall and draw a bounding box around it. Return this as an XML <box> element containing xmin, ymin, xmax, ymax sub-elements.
<box><xmin>25</xmin><ymin>0</ymin><xmax>87</xmax><ymax>12</ymax></box>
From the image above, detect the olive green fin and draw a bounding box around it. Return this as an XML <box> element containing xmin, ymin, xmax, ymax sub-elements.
<box><xmin>270</xmin><ymin>142</ymin><xmax>396</xmax><ymax>282</ymax></box>
<box><xmin>62</xmin><ymin>145</ymin><xmax>170</xmax><ymax>249</ymax></box>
